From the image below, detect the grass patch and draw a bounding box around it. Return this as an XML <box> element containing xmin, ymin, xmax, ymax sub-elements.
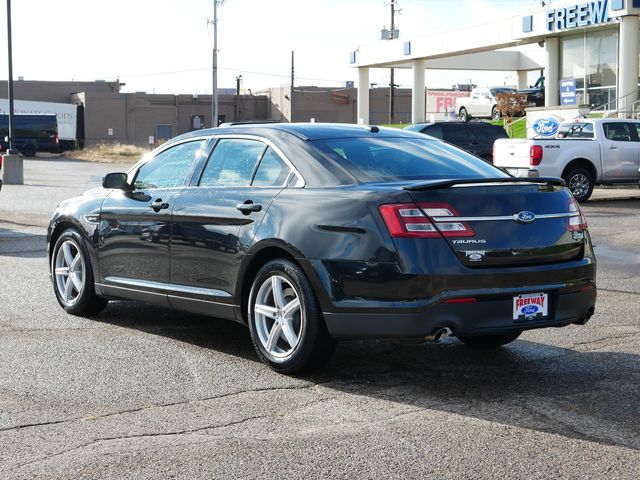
<box><xmin>379</xmin><ymin>124</ymin><xmax>408</xmax><ymax>129</ymax></box>
<box><xmin>490</xmin><ymin>118</ymin><xmax>527</xmax><ymax>138</ymax></box>
<box><xmin>64</xmin><ymin>143</ymin><xmax>149</xmax><ymax>163</ymax></box>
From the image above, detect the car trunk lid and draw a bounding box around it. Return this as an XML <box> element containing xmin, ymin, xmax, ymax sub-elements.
<box><xmin>388</xmin><ymin>179</ymin><xmax>586</xmax><ymax>268</ymax></box>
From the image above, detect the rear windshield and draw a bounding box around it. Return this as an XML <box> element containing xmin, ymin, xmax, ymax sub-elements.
<box><xmin>311</xmin><ymin>137</ymin><xmax>508</xmax><ymax>182</ymax></box>
<box><xmin>557</xmin><ymin>122</ymin><xmax>594</xmax><ymax>139</ymax></box>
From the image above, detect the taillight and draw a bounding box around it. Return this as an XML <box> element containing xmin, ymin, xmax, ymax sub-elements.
<box><xmin>568</xmin><ymin>198</ymin><xmax>588</xmax><ymax>232</ymax></box>
<box><xmin>530</xmin><ymin>145</ymin><xmax>543</xmax><ymax>166</ymax></box>
<box><xmin>379</xmin><ymin>202</ymin><xmax>475</xmax><ymax>238</ymax></box>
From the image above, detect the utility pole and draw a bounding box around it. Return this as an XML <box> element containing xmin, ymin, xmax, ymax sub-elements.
<box><xmin>235</xmin><ymin>74</ymin><xmax>242</xmax><ymax>121</ymax></box>
<box><xmin>210</xmin><ymin>1</ymin><xmax>226</xmax><ymax>127</ymax></box>
<box><xmin>388</xmin><ymin>0</ymin><xmax>397</xmax><ymax>125</ymax></box>
<box><xmin>290</xmin><ymin>50</ymin><xmax>295</xmax><ymax>123</ymax></box>
<box><xmin>6</xmin><ymin>0</ymin><xmax>16</xmax><ymax>153</ymax></box>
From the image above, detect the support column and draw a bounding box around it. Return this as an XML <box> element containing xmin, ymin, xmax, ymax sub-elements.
<box><xmin>545</xmin><ymin>37</ymin><xmax>559</xmax><ymax>107</ymax></box>
<box><xmin>412</xmin><ymin>59</ymin><xmax>426</xmax><ymax>124</ymax></box>
<box><xmin>618</xmin><ymin>15</ymin><xmax>639</xmax><ymax>118</ymax></box>
<box><xmin>517</xmin><ymin>70</ymin><xmax>528</xmax><ymax>90</ymax></box>
<box><xmin>357</xmin><ymin>67</ymin><xmax>369</xmax><ymax>124</ymax></box>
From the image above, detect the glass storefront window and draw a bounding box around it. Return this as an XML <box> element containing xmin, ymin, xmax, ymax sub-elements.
<box><xmin>560</xmin><ymin>28</ymin><xmax>618</xmax><ymax>109</ymax></box>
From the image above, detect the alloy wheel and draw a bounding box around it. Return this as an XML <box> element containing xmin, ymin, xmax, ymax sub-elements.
<box><xmin>54</xmin><ymin>239</ymin><xmax>85</xmax><ymax>307</ymax></box>
<box><xmin>253</xmin><ymin>275</ymin><xmax>303</xmax><ymax>360</ymax></box>
<box><xmin>568</xmin><ymin>173</ymin><xmax>589</xmax><ymax>199</ymax></box>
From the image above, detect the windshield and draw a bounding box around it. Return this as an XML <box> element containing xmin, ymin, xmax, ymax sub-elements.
<box><xmin>311</xmin><ymin>137</ymin><xmax>509</xmax><ymax>183</ymax></box>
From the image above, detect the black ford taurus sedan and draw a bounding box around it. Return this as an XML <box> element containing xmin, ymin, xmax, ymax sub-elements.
<box><xmin>48</xmin><ymin>123</ymin><xmax>596</xmax><ymax>373</ymax></box>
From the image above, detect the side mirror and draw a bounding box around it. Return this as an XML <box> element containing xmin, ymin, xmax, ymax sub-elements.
<box><xmin>103</xmin><ymin>172</ymin><xmax>132</xmax><ymax>191</ymax></box>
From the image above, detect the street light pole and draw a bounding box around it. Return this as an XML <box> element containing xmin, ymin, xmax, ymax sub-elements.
<box><xmin>6</xmin><ymin>0</ymin><xmax>16</xmax><ymax>153</ymax></box>
<box><xmin>211</xmin><ymin>0</ymin><xmax>219</xmax><ymax>127</ymax></box>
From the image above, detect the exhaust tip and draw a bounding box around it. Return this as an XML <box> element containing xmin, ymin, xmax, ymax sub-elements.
<box><xmin>425</xmin><ymin>327</ymin><xmax>451</xmax><ymax>343</ymax></box>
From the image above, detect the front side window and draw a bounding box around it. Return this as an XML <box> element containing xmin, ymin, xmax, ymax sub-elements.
<box><xmin>134</xmin><ymin>140</ymin><xmax>207</xmax><ymax>189</ymax></box>
<box><xmin>312</xmin><ymin>137</ymin><xmax>507</xmax><ymax>182</ymax></box>
<box><xmin>603</xmin><ymin>123</ymin><xmax>632</xmax><ymax>142</ymax></box>
<box><xmin>199</xmin><ymin>138</ymin><xmax>266</xmax><ymax>187</ymax></box>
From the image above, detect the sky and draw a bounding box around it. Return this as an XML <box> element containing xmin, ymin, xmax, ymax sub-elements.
<box><xmin>0</xmin><ymin>0</ymin><xmax>544</xmax><ymax>95</ymax></box>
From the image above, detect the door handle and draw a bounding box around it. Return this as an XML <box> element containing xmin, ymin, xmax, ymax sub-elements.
<box><xmin>609</xmin><ymin>145</ymin><xmax>618</xmax><ymax>149</ymax></box>
<box><xmin>236</xmin><ymin>201</ymin><xmax>262</xmax><ymax>214</ymax></box>
<box><xmin>149</xmin><ymin>199</ymin><xmax>169</xmax><ymax>212</ymax></box>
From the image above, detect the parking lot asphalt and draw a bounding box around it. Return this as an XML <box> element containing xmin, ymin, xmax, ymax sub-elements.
<box><xmin>1</xmin><ymin>157</ymin><xmax>639</xmax><ymax>479</ymax></box>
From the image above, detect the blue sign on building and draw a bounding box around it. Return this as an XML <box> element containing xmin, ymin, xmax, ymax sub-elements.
<box><xmin>560</xmin><ymin>79</ymin><xmax>577</xmax><ymax>105</ymax></box>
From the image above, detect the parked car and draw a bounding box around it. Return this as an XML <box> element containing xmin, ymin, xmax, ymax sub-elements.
<box><xmin>493</xmin><ymin>118</ymin><xmax>640</xmax><ymax>201</ymax></box>
<box><xmin>455</xmin><ymin>87</ymin><xmax>517</xmax><ymax>122</ymax></box>
<box><xmin>517</xmin><ymin>76</ymin><xmax>545</xmax><ymax>107</ymax></box>
<box><xmin>0</xmin><ymin>114</ymin><xmax>59</xmax><ymax>157</ymax></box>
<box><xmin>404</xmin><ymin>121</ymin><xmax>509</xmax><ymax>162</ymax></box>
<box><xmin>48</xmin><ymin>123</ymin><xmax>596</xmax><ymax>373</ymax></box>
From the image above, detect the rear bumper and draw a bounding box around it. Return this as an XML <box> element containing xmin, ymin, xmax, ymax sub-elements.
<box><xmin>323</xmin><ymin>285</ymin><xmax>596</xmax><ymax>340</ymax></box>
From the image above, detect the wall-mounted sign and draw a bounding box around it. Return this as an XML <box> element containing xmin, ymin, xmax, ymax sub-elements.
<box><xmin>546</xmin><ymin>0</ymin><xmax>609</xmax><ymax>32</ymax></box>
<box><xmin>560</xmin><ymin>79</ymin><xmax>577</xmax><ymax>105</ymax></box>
<box><xmin>532</xmin><ymin>117</ymin><xmax>561</xmax><ymax>137</ymax></box>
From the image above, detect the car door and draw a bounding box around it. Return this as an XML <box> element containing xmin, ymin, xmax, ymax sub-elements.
<box><xmin>169</xmin><ymin>137</ymin><xmax>297</xmax><ymax>318</ymax></box>
<box><xmin>601</xmin><ymin>122</ymin><xmax>640</xmax><ymax>180</ymax></box>
<box><xmin>98</xmin><ymin>139</ymin><xmax>209</xmax><ymax>304</ymax></box>
<box><xmin>467</xmin><ymin>90</ymin><xmax>482</xmax><ymax>116</ymax></box>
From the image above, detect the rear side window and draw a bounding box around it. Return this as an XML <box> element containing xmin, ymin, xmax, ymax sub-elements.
<box><xmin>252</xmin><ymin>147</ymin><xmax>291</xmax><ymax>187</ymax></box>
<box><xmin>312</xmin><ymin>137</ymin><xmax>507</xmax><ymax>182</ymax></box>
<box><xmin>603</xmin><ymin>123</ymin><xmax>632</xmax><ymax>142</ymax></box>
<box><xmin>200</xmin><ymin>138</ymin><xmax>266</xmax><ymax>187</ymax></box>
<box><xmin>134</xmin><ymin>140</ymin><xmax>206</xmax><ymax>189</ymax></box>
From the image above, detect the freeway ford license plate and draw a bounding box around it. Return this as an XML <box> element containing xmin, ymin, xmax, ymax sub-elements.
<box><xmin>513</xmin><ymin>292</ymin><xmax>548</xmax><ymax>321</ymax></box>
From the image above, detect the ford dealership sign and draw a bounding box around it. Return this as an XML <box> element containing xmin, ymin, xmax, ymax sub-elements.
<box><xmin>532</xmin><ymin>117</ymin><xmax>560</xmax><ymax>137</ymax></box>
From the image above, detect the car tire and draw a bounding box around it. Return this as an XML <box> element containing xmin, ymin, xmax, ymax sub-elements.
<box><xmin>457</xmin><ymin>331</ymin><xmax>522</xmax><ymax>348</ymax></box>
<box><xmin>563</xmin><ymin>167</ymin><xmax>594</xmax><ymax>202</ymax></box>
<box><xmin>22</xmin><ymin>145</ymin><xmax>37</xmax><ymax>158</ymax></box>
<box><xmin>51</xmin><ymin>228</ymin><xmax>108</xmax><ymax>315</ymax></box>
<box><xmin>458</xmin><ymin>107</ymin><xmax>469</xmax><ymax>122</ymax></box>
<box><xmin>491</xmin><ymin>106</ymin><xmax>501</xmax><ymax>120</ymax></box>
<box><xmin>248</xmin><ymin>259</ymin><xmax>336</xmax><ymax>374</ymax></box>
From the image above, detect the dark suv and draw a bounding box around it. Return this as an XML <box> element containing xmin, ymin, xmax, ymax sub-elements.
<box><xmin>405</xmin><ymin>121</ymin><xmax>508</xmax><ymax>163</ymax></box>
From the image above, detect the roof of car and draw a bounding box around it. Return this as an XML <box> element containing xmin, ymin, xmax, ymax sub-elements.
<box><xmin>175</xmin><ymin>122</ymin><xmax>423</xmax><ymax>143</ymax></box>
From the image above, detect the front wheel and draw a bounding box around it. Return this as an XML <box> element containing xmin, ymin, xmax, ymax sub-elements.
<box><xmin>51</xmin><ymin>229</ymin><xmax>108</xmax><ymax>315</ymax></box>
<box><xmin>248</xmin><ymin>259</ymin><xmax>335</xmax><ymax>374</ymax></box>
<box><xmin>457</xmin><ymin>331</ymin><xmax>522</xmax><ymax>348</ymax></box>
<box><xmin>563</xmin><ymin>168</ymin><xmax>594</xmax><ymax>202</ymax></box>
<box><xmin>458</xmin><ymin>107</ymin><xmax>469</xmax><ymax>122</ymax></box>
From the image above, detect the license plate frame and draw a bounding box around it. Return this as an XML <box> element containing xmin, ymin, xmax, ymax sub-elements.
<box><xmin>513</xmin><ymin>292</ymin><xmax>548</xmax><ymax>321</ymax></box>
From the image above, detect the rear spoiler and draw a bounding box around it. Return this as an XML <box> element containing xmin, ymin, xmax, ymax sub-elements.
<box><xmin>403</xmin><ymin>177</ymin><xmax>565</xmax><ymax>191</ymax></box>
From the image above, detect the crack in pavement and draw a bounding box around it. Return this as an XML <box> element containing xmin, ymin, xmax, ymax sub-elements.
<box><xmin>0</xmin><ymin>384</ymin><xmax>318</xmax><ymax>434</ymax></box>
<box><xmin>10</xmin><ymin>406</ymin><xmax>428</xmax><ymax>472</ymax></box>
<box><xmin>598</xmin><ymin>288</ymin><xmax>640</xmax><ymax>296</ymax></box>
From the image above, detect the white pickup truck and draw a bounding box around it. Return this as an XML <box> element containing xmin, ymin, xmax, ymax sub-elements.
<box><xmin>493</xmin><ymin>118</ymin><xmax>640</xmax><ymax>201</ymax></box>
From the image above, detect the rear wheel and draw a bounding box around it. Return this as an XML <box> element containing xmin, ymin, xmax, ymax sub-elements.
<box><xmin>491</xmin><ymin>106</ymin><xmax>500</xmax><ymax>120</ymax></box>
<box><xmin>457</xmin><ymin>331</ymin><xmax>522</xmax><ymax>348</ymax></box>
<box><xmin>248</xmin><ymin>259</ymin><xmax>335</xmax><ymax>374</ymax></box>
<box><xmin>563</xmin><ymin>167</ymin><xmax>594</xmax><ymax>202</ymax></box>
<box><xmin>51</xmin><ymin>229</ymin><xmax>108</xmax><ymax>315</ymax></box>
<box><xmin>458</xmin><ymin>107</ymin><xmax>469</xmax><ymax>122</ymax></box>
<box><xmin>22</xmin><ymin>145</ymin><xmax>37</xmax><ymax>157</ymax></box>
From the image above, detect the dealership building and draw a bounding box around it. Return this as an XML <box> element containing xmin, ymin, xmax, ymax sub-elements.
<box><xmin>351</xmin><ymin>0</ymin><xmax>639</xmax><ymax>124</ymax></box>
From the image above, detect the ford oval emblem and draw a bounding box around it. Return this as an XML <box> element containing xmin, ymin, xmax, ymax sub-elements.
<box><xmin>532</xmin><ymin>117</ymin><xmax>560</xmax><ymax>137</ymax></box>
<box><xmin>522</xmin><ymin>305</ymin><xmax>539</xmax><ymax>315</ymax></box>
<box><xmin>514</xmin><ymin>211</ymin><xmax>536</xmax><ymax>223</ymax></box>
